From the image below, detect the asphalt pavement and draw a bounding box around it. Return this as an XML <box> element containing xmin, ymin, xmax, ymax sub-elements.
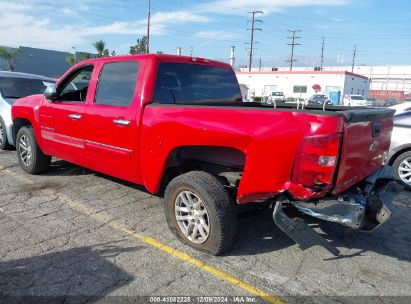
<box><xmin>0</xmin><ymin>149</ymin><xmax>410</xmax><ymax>304</ymax></box>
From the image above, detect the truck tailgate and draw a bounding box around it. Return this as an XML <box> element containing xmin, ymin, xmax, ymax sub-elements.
<box><xmin>333</xmin><ymin>108</ymin><xmax>395</xmax><ymax>194</ymax></box>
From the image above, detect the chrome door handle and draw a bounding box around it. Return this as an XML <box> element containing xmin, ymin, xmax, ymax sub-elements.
<box><xmin>68</xmin><ymin>114</ymin><xmax>82</xmax><ymax>120</ymax></box>
<box><xmin>113</xmin><ymin>119</ymin><xmax>131</xmax><ymax>126</ymax></box>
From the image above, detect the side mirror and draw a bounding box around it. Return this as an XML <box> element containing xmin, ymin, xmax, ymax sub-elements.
<box><xmin>43</xmin><ymin>84</ymin><xmax>58</xmax><ymax>100</ymax></box>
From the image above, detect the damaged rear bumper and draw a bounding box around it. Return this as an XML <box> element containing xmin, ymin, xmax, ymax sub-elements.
<box><xmin>273</xmin><ymin>166</ymin><xmax>402</xmax><ymax>255</ymax></box>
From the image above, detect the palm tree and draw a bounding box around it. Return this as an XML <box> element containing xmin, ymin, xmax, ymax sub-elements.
<box><xmin>82</xmin><ymin>52</ymin><xmax>91</xmax><ymax>60</ymax></box>
<box><xmin>93</xmin><ymin>40</ymin><xmax>106</xmax><ymax>58</ymax></box>
<box><xmin>0</xmin><ymin>47</ymin><xmax>20</xmax><ymax>71</ymax></box>
<box><xmin>66</xmin><ymin>55</ymin><xmax>76</xmax><ymax>66</ymax></box>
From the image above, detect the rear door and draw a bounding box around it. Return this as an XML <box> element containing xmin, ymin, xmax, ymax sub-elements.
<box><xmin>333</xmin><ymin>109</ymin><xmax>395</xmax><ymax>194</ymax></box>
<box><xmin>39</xmin><ymin>65</ymin><xmax>94</xmax><ymax>165</ymax></box>
<box><xmin>83</xmin><ymin>59</ymin><xmax>142</xmax><ymax>183</ymax></box>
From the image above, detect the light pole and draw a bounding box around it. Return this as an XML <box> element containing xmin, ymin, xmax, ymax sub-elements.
<box><xmin>147</xmin><ymin>0</ymin><xmax>151</xmax><ymax>54</ymax></box>
<box><xmin>72</xmin><ymin>46</ymin><xmax>77</xmax><ymax>64</ymax></box>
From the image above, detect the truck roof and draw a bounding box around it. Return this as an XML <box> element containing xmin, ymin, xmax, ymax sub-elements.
<box><xmin>81</xmin><ymin>54</ymin><xmax>232</xmax><ymax>69</ymax></box>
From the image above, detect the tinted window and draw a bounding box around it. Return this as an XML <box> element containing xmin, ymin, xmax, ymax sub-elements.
<box><xmin>154</xmin><ymin>63</ymin><xmax>242</xmax><ymax>105</ymax></box>
<box><xmin>95</xmin><ymin>61</ymin><xmax>139</xmax><ymax>106</ymax></box>
<box><xmin>351</xmin><ymin>95</ymin><xmax>365</xmax><ymax>100</ymax></box>
<box><xmin>0</xmin><ymin>77</ymin><xmax>51</xmax><ymax>99</ymax></box>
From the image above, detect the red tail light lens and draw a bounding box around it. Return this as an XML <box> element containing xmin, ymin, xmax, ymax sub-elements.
<box><xmin>292</xmin><ymin>133</ymin><xmax>341</xmax><ymax>187</ymax></box>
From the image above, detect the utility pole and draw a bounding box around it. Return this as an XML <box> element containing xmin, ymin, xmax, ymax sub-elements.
<box><xmin>259</xmin><ymin>58</ymin><xmax>262</xmax><ymax>71</ymax></box>
<box><xmin>189</xmin><ymin>47</ymin><xmax>193</xmax><ymax>56</ymax></box>
<box><xmin>146</xmin><ymin>0</ymin><xmax>151</xmax><ymax>54</ymax></box>
<box><xmin>229</xmin><ymin>46</ymin><xmax>235</xmax><ymax>67</ymax></box>
<box><xmin>320</xmin><ymin>36</ymin><xmax>325</xmax><ymax>71</ymax></box>
<box><xmin>351</xmin><ymin>45</ymin><xmax>357</xmax><ymax>73</ymax></box>
<box><xmin>287</xmin><ymin>29</ymin><xmax>301</xmax><ymax>71</ymax></box>
<box><xmin>72</xmin><ymin>47</ymin><xmax>77</xmax><ymax>64</ymax></box>
<box><xmin>247</xmin><ymin>11</ymin><xmax>263</xmax><ymax>72</ymax></box>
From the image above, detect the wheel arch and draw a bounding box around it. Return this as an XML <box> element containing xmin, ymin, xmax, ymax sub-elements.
<box><xmin>388</xmin><ymin>145</ymin><xmax>411</xmax><ymax>165</ymax></box>
<box><xmin>160</xmin><ymin>145</ymin><xmax>246</xmax><ymax>189</ymax></box>
<box><xmin>12</xmin><ymin>118</ymin><xmax>33</xmax><ymax>144</ymax></box>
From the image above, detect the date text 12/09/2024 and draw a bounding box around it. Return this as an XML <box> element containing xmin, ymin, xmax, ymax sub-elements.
<box><xmin>149</xmin><ymin>296</ymin><xmax>259</xmax><ymax>303</ymax></box>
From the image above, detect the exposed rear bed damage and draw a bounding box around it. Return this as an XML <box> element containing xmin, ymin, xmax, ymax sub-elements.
<box><xmin>275</xmin><ymin>167</ymin><xmax>402</xmax><ymax>256</ymax></box>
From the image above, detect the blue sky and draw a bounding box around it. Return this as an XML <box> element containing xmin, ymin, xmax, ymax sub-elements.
<box><xmin>0</xmin><ymin>0</ymin><xmax>410</xmax><ymax>67</ymax></box>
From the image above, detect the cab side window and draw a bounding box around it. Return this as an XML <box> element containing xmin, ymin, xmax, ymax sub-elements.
<box><xmin>95</xmin><ymin>61</ymin><xmax>139</xmax><ymax>107</ymax></box>
<box><xmin>59</xmin><ymin>65</ymin><xmax>93</xmax><ymax>102</ymax></box>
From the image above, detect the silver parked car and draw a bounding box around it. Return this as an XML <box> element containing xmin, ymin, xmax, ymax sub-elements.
<box><xmin>0</xmin><ymin>71</ymin><xmax>54</xmax><ymax>149</ymax></box>
<box><xmin>388</xmin><ymin>103</ymin><xmax>411</xmax><ymax>189</ymax></box>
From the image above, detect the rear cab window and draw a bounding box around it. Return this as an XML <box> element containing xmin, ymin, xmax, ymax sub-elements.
<box><xmin>153</xmin><ymin>63</ymin><xmax>242</xmax><ymax>105</ymax></box>
<box><xmin>95</xmin><ymin>61</ymin><xmax>139</xmax><ymax>106</ymax></box>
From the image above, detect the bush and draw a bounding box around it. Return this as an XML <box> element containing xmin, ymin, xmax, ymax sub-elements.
<box><xmin>253</xmin><ymin>96</ymin><xmax>262</xmax><ymax>102</ymax></box>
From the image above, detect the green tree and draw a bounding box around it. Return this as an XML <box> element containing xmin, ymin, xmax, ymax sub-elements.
<box><xmin>93</xmin><ymin>40</ymin><xmax>109</xmax><ymax>57</ymax></box>
<box><xmin>111</xmin><ymin>50</ymin><xmax>117</xmax><ymax>57</ymax></box>
<box><xmin>129</xmin><ymin>36</ymin><xmax>147</xmax><ymax>54</ymax></box>
<box><xmin>0</xmin><ymin>47</ymin><xmax>20</xmax><ymax>71</ymax></box>
<box><xmin>66</xmin><ymin>55</ymin><xmax>76</xmax><ymax>66</ymax></box>
<box><xmin>82</xmin><ymin>52</ymin><xmax>91</xmax><ymax>60</ymax></box>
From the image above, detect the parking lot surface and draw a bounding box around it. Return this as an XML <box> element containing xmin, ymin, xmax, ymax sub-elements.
<box><xmin>0</xmin><ymin>149</ymin><xmax>410</xmax><ymax>303</ymax></box>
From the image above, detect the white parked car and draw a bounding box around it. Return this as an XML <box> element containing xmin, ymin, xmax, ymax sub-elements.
<box><xmin>0</xmin><ymin>71</ymin><xmax>54</xmax><ymax>150</ymax></box>
<box><xmin>343</xmin><ymin>94</ymin><xmax>367</xmax><ymax>106</ymax></box>
<box><xmin>267</xmin><ymin>91</ymin><xmax>286</xmax><ymax>104</ymax></box>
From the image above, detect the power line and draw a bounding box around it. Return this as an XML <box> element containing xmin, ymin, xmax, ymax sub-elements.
<box><xmin>287</xmin><ymin>29</ymin><xmax>301</xmax><ymax>71</ymax></box>
<box><xmin>246</xmin><ymin>10</ymin><xmax>263</xmax><ymax>72</ymax></box>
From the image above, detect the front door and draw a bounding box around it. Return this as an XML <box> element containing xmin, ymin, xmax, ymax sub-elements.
<box><xmin>83</xmin><ymin>60</ymin><xmax>141</xmax><ymax>183</ymax></box>
<box><xmin>39</xmin><ymin>65</ymin><xmax>94</xmax><ymax>165</ymax></box>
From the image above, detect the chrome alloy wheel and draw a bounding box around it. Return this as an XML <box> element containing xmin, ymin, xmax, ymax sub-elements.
<box><xmin>0</xmin><ymin>122</ymin><xmax>4</xmax><ymax>145</ymax></box>
<box><xmin>175</xmin><ymin>190</ymin><xmax>210</xmax><ymax>244</ymax></box>
<box><xmin>398</xmin><ymin>157</ymin><xmax>411</xmax><ymax>186</ymax></box>
<box><xmin>19</xmin><ymin>135</ymin><xmax>32</xmax><ymax>167</ymax></box>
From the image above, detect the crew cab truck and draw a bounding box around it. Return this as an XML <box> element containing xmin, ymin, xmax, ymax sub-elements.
<box><xmin>11</xmin><ymin>54</ymin><xmax>400</xmax><ymax>256</ymax></box>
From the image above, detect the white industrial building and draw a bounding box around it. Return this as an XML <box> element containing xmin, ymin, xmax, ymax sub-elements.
<box><xmin>237</xmin><ymin>65</ymin><xmax>411</xmax><ymax>94</ymax></box>
<box><xmin>235</xmin><ymin>70</ymin><xmax>370</xmax><ymax>104</ymax></box>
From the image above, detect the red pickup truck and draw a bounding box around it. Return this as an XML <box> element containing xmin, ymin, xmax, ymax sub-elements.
<box><xmin>11</xmin><ymin>54</ymin><xmax>399</xmax><ymax>255</ymax></box>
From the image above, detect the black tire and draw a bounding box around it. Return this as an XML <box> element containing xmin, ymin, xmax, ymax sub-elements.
<box><xmin>393</xmin><ymin>151</ymin><xmax>411</xmax><ymax>190</ymax></box>
<box><xmin>0</xmin><ymin>117</ymin><xmax>11</xmax><ymax>150</ymax></box>
<box><xmin>16</xmin><ymin>126</ymin><xmax>51</xmax><ymax>174</ymax></box>
<box><xmin>164</xmin><ymin>171</ymin><xmax>238</xmax><ymax>255</ymax></box>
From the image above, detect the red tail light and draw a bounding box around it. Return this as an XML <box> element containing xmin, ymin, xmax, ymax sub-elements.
<box><xmin>292</xmin><ymin>133</ymin><xmax>342</xmax><ymax>188</ymax></box>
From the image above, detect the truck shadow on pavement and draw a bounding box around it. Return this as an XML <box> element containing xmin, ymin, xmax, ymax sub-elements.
<box><xmin>0</xmin><ymin>243</ymin><xmax>140</xmax><ymax>303</ymax></box>
<box><xmin>43</xmin><ymin>160</ymin><xmax>411</xmax><ymax>262</ymax></box>
<box><xmin>228</xmin><ymin>205</ymin><xmax>411</xmax><ymax>262</ymax></box>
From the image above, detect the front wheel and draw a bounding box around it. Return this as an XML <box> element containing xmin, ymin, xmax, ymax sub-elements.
<box><xmin>0</xmin><ymin>117</ymin><xmax>11</xmax><ymax>150</ymax></box>
<box><xmin>393</xmin><ymin>151</ymin><xmax>411</xmax><ymax>190</ymax></box>
<box><xmin>16</xmin><ymin>126</ymin><xmax>51</xmax><ymax>174</ymax></box>
<box><xmin>164</xmin><ymin>171</ymin><xmax>238</xmax><ymax>255</ymax></box>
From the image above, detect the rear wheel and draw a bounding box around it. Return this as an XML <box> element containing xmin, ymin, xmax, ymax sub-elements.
<box><xmin>16</xmin><ymin>126</ymin><xmax>51</xmax><ymax>174</ymax></box>
<box><xmin>393</xmin><ymin>151</ymin><xmax>411</xmax><ymax>190</ymax></box>
<box><xmin>164</xmin><ymin>171</ymin><xmax>238</xmax><ymax>255</ymax></box>
<box><xmin>0</xmin><ymin>117</ymin><xmax>11</xmax><ymax>150</ymax></box>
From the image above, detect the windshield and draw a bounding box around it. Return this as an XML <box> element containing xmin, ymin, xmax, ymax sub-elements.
<box><xmin>272</xmin><ymin>92</ymin><xmax>283</xmax><ymax>96</ymax></box>
<box><xmin>351</xmin><ymin>95</ymin><xmax>365</xmax><ymax>100</ymax></box>
<box><xmin>0</xmin><ymin>77</ymin><xmax>50</xmax><ymax>101</ymax></box>
<box><xmin>154</xmin><ymin>63</ymin><xmax>242</xmax><ymax>105</ymax></box>
<box><xmin>313</xmin><ymin>94</ymin><xmax>327</xmax><ymax>99</ymax></box>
